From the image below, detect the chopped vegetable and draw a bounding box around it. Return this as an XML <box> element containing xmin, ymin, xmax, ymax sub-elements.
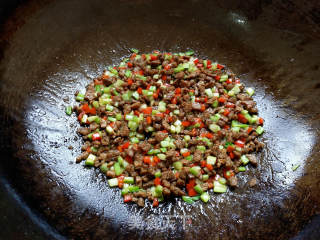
<box><xmin>71</xmin><ymin>50</ymin><xmax>265</xmax><ymax>207</ymax></box>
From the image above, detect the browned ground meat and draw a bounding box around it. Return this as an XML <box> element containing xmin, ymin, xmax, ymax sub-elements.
<box><xmin>71</xmin><ymin>50</ymin><xmax>265</xmax><ymax>207</ymax></box>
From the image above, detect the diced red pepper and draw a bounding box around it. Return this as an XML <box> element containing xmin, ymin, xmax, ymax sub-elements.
<box><xmin>162</xmin><ymin>75</ymin><xmax>167</xmax><ymax>81</ymax></box>
<box><xmin>130</xmin><ymin>53</ymin><xmax>137</xmax><ymax>60</ymax></box>
<box><xmin>226</xmin><ymin>78</ymin><xmax>233</xmax><ymax>84</ymax></box>
<box><xmin>138</xmin><ymin>70</ymin><xmax>144</xmax><ymax>75</ymax></box>
<box><xmin>143</xmin><ymin>156</ymin><xmax>151</xmax><ymax>164</ymax></box>
<box><xmin>142</xmin><ymin>107</ymin><xmax>152</xmax><ymax>115</ymax></box>
<box><xmin>82</xmin><ymin>103</ymin><xmax>96</xmax><ymax>114</ymax></box>
<box><xmin>164</xmin><ymin>64</ymin><xmax>171</xmax><ymax>70</ymax></box>
<box><xmin>193</xmin><ymin>58</ymin><xmax>199</xmax><ymax>64</ymax></box>
<box><xmin>137</xmin><ymin>87</ymin><xmax>143</xmax><ymax>94</ymax></box>
<box><xmin>259</xmin><ymin>117</ymin><xmax>264</xmax><ymax>125</ymax></box>
<box><xmin>215</xmin><ymin>75</ymin><xmax>221</xmax><ymax>81</ymax></box>
<box><xmin>218</xmin><ymin>96</ymin><xmax>226</xmax><ymax>103</ymax></box>
<box><xmin>171</xmin><ymin>97</ymin><xmax>177</xmax><ymax>104</ymax></box>
<box><xmin>118</xmin><ymin>175</ymin><xmax>124</xmax><ymax>188</ymax></box>
<box><xmin>150</xmin><ymin>54</ymin><xmax>157</xmax><ymax>61</ymax></box>
<box><xmin>227</xmin><ymin>145</ymin><xmax>235</xmax><ymax>153</ymax></box>
<box><xmin>175</xmin><ymin>171</ymin><xmax>180</xmax><ymax>179</ymax></box>
<box><xmin>127</xmin><ymin>78</ymin><xmax>133</xmax><ymax>85</ymax></box>
<box><xmin>247</xmin><ymin>127</ymin><xmax>253</xmax><ymax>134</ymax></box>
<box><xmin>204</xmin><ymin>97</ymin><xmax>208</xmax><ymax>103</ymax></box>
<box><xmin>122</xmin><ymin>142</ymin><xmax>130</xmax><ymax>150</ymax></box>
<box><xmin>223</xmin><ymin>169</ymin><xmax>235</xmax><ymax>179</ymax></box>
<box><xmin>168</xmin><ymin>116</ymin><xmax>173</xmax><ymax>123</ymax></box>
<box><xmin>156</xmin><ymin>113</ymin><xmax>164</xmax><ymax>118</ymax></box>
<box><xmin>117</xmin><ymin>146</ymin><xmax>123</xmax><ymax>152</ymax></box>
<box><xmin>153</xmin><ymin>89</ymin><xmax>160</xmax><ymax>99</ymax></box>
<box><xmin>165</xmin><ymin>109</ymin><xmax>170</xmax><ymax>114</ymax></box>
<box><xmin>201</xmin><ymin>160</ymin><xmax>206</xmax><ymax>168</ymax></box>
<box><xmin>154</xmin><ymin>177</ymin><xmax>161</xmax><ymax>186</ymax></box>
<box><xmin>146</xmin><ymin>116</ymin><xmax>152</xmax><ymax>124</ymax></box>
<box><xmin>235</xmin><ymin>140</ymin><xmax>245</xmax><ymax>148</ymax></box>
<box><xmin>206</xmin><ymin>132</ymin><xmax>214</xmax><ymax>139</ymax></box>
<box><xmin>133</xmin><ymin>110</ymin><xmax>139</xmax><ymax>117</ymax></box>
<box><xmin>153</xmin><ymin>156</ymin><xmax>160</xmax><ymax>164</ymax></box>
<box><xmin>188</xmin><ymin>188</ymin><xmax>198</xmax><ymax>197</ymax></box>
<box><xmin>182</xmin><ymin>151</ymin><xmax>191</xmax><ymax>157</ymax></box>
<box><xmin>226</xmin><ymin>102</ymin><xmax>235</xmax><ymax>108</ymax></box>
<box><xmin>78</xmin><ymin>111</ymin><xmax>85</xmax><ymax>121</ymax></box>
<box><xmin>200</xmin><ymin>104</ymin><xmax>206</xmax><ymax>112</ymax></box>
<box><xmin>175</xmin><ymin>88</ymin><xmax>181</xmax><ymax>95</ymax></box>
<box><xmin>186</xmin><ymin>179</ymin><xmax>196</xmax><ymax>188</ymax></box>
<box><xmin>217</xmin><ymin>64</ymin><xmax>224</xmax><ymax>69</ymax></box>
<box><xmin>127</xmin><ymin>62</ymin><xmax>133</xmax><ymax>68</ymax></box>
<box><xmin>125</xmin><ymin>156</ymin><xmax>133</xmax><ymax>164</ymax></box>
<box><xmin>238</xmin><ymin>113</ymin><xmax>248</xmax><ymax>123</ymax></box>
<box><xmin>182</xmin><ymin>121</ymin><xmax>191</xmax><ymax>127</ymax></box>
<box><xmin>223</xmin><ymin>109</ymin><xmax>230</xmax><ymax>116</ymax></box>
<box><xmin>124</xmin><ymin>194</ymin><xmax>132</xmax><ymax>203</ymax></box>
<box><xmin>206</xmin><ymin>163</ymin><xmax>213</xmax><ymax>171</ymax></box>
<box><xmin>92</xmin><ymin>133</ymin><xmax>101</xmax><ymax>141</ymax></box>
<box><xmin>153</xmin><ymin>198</ymin><xmax>159</xmax><ymax>207</ymax></box>
<box><xmin>229</xmin><ymin>152</ymin><xmax>235</xmax><ymax>159</ymax></box>
<box><xmin>223</xmin><ymin>125</ymin><xmax>230</xmax><ymax>130</ymax></box>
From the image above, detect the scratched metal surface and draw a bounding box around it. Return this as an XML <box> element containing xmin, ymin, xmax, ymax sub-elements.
<box><xmin>0</xmin><ymin>0</ymin><xmax>320</xmax><ymax>239</ymax></box>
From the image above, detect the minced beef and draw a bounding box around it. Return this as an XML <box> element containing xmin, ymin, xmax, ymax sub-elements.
<box><xmin>70</xmin><ymin>50</ymin><xmax>265</xmax><ymax>207</ymax></box>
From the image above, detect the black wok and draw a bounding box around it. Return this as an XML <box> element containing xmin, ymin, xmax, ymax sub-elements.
<box><xmin>1</xmin><ymin>0</ymin><xmax>320</xmax><ymax>239</ymax></box>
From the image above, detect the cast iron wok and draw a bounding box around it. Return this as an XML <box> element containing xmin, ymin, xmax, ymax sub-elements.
<box><xmin>1</xmin><ymin>0</ymin><xmax>320</xmax><ymax>239</ymax></box>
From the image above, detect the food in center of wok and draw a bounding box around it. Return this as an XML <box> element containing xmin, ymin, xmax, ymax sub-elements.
<box><xmin>67</xmin><ymin>50</ymin><xmax>265</xmax><ymax>207</ymax></box>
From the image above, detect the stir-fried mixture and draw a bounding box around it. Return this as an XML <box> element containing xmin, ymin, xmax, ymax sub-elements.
<box><xmin>67</xmin><ymin>50</ymin><xmax>265</xmax><ymax>207</ymax></box>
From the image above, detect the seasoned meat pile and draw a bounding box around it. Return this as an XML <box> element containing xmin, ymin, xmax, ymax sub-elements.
<box><xmin>68</xmin><ymin>50</ymin><xmax>265</xmax><ymax>207</ymax></box>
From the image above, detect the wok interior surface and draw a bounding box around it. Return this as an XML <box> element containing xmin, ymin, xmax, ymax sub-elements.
<box><xmin>1</xmin><ymin>0</ymin><xmax>320</xmax><ymax>239</ymax></box>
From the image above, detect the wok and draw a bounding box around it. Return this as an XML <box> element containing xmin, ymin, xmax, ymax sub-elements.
<box><xmin>0</xmin><ymin>0</ymin><xmax>320</xmax><ymax>239</ymax></box>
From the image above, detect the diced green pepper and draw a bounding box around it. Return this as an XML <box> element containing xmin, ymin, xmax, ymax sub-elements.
<box><xmin>85</xmin><ymin>154</ymin><xmax>96</xmax><ymax>166</ymax></box>
<box><xmin>114</xmin><ymin>162</ymin><xmax>123</xmax><ymax>176</ymax></box>
<box><xmin>194</xmin><ymin>184</ymin><xmax>204</xmax><ymax>194</ymax></box>
<box><xmin>100</xmin><ymin>163</ymin><xmax>108</xmax><ymax>173</ymax></box>
<box><xmin>130</xmin><ymin>48</ymin><xmax>139</xmax><ymax>54</ymax></box>
<box><xmin>256</xmin><ymin>126</ymin><xmax>264</xmax><ymax>135</ymax></box>
<box><xmin>213</xmin><ymin>181</ymin><xmax>227</xmax><ymax>193</ymax></box>
<box><xmin>200</xmin><ymin>192</ymin><xmax>210</xmax><ymax>203</ymax></box>
<box><xmin>182</xmin><ymin>196</ymin><xmax>194</xmax><ymax>204</ymax></box>
<box><xmin>241</xmin><ymin>155</ymin><xmax>250</xmax><ymax>165</ymax></box>
<box><xmin>238</xmin><ymin>166</ymin><xmax>246</xmax><ymax>172</ymax></box>
<box><xmin>173</xmin><ymin>161</ymin><xmax>182</xmax><ymax>171</ymax></box>
<box><xmin>190</xmin><ymin>166</ymin><xmax>201</xmax><ymax>177</ymax></box>
<box><xmin>92</xmin><ymin>101</ymin><xmax>99</xmax><ymax>109</ymax></box>
<box><xmin>124</xmin><ymin>177</ymin><xmax>135</xmax><ymax>184</ymax></box>
<box><xmin>65</xmin><ymin>106</ymin><xmax>72</xmax><ymax>115</ymax></box>
<box><xmin>209</xmin><ymin>123</ymin><xmax>221</xmax><ymax>133</ymax></box>
<box><xmin>76</xmin><ymin>93</ymin><xmax>84</xmax><ymax>101</ymax></box>
<box><xmin>108</xmin><ymin>178</ymin><xmax>118</xmax><ymax>187</ymax></box>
